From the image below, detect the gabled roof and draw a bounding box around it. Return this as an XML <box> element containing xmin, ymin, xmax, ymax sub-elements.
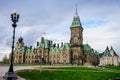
<box><xmin>83</xmin><ymin>44</ymin><xmax>99</xmax><ymax>55</ymax></box>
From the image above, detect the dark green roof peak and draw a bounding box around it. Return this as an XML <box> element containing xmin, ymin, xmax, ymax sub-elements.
<box><xmin>70</xmin><ymin>8</ymin><xmax>82</xmax><ymax>28</ymax></box>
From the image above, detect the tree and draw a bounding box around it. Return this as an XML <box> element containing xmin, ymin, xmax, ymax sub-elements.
<box><xmin>2</xmin><ymin>55</ymin><xmax>9</xmax><ymax>63</ymax></box>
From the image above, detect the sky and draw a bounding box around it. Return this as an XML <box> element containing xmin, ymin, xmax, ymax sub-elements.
<box><xmin>0</xmin><ymin>0</ymin><xmax>120</xmax><ymax>61</ymax></box>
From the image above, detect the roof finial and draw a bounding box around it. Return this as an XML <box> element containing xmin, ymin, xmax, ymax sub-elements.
<box><xmin>75</xmin><ymin>4</ymin><xmax>78</xmax><ymax>17</ymax></box>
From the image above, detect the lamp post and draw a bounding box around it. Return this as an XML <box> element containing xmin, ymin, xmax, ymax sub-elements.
<box><xmin>3</xmin><ymin>11</ymin><xmax>19</xmax><ymax>80</ymax></box>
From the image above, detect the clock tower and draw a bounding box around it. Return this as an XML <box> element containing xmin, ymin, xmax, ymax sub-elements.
<box><xmin>70</xmin><ymin>8</ymin><xmax>83</xmax><ymax>65</ymax></box>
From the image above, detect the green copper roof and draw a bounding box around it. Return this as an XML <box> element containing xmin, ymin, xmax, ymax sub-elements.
<box><xmin>37</xmin><ymin>40</ymin><xmax>53</xmax><ymax>49</ymax></box>
<box><xmin>19</xmin><ymin>46</ymin><xmax>27</xmax><ymax>53</ymax></box>
<box><xmin>50</xmin><ymin>47</ymin><xmax>54</xmax><ymax>52</ymax></box>
<box><xmin>50</xmin><ymin>47</ymin><xmax>61</xmax><ymax>53</ymax></box>
<box><xmin>59</xmin><ymin>46</ymin><xmax>64</xmax><ymax>51</ymax></box>
<box><xmin>31</xmin><ymin>48</ymin><xmax>34</xmax><ymax>53</ymax></box>
<box><xmin>50</xmin><ymin>41</ymin><xmax>53</xmax><ymax>47</ymax></box>
<box><xmin>94</xmin><ymin>50</ymin><xmax>99</xmax><ymax>55</ymax></box>
<box><xmin>37</xmin><ymin>42</ymin><xmax>45</xmax><ymax>48</ymax></box>
<box><xmin>70</xmin><ymin>17</ymin><xmax>82</xmax><ymax>28</ymax></box>
<box><xmin>50</xmin><ymin>43</ymin><xmax>70</xmax><ymax>53</ymax></box>
<box><xmin>22</xmin><ymin>47</ymin><xmax>34</xmax><ymax>54</ymax></box>
<box><xmin>64</xmin><ymin>43</ymin><xmax>70</xmax><ymax>50</ymax></box>
<box><xmin>19</xmin><ymin>47</ymin><xmax>25</xmax><ymax>53</ymax></box>
<box><xmin>26</xmin><ymin>48</ymin><xmax>31</xmax><ymax>53</ymax></box>
<box><xmin>55</xmin><ymin>47</ymin><xmax>61</xmax><ymax>52</ymax></box>
<box><xmin>44</xmin><ymin>40</ymin><xmax>49</xmax><ymax>48</ymax></box>
<box><xmin>70</xmin><ymin>7</ymin><xmax>82</xmax><ymax>28</ymax></box>
<box><xmin>83</xmin><ymin>44</ymin><xmax>91</xmax><ymax>51</ymax></box>
<box><xmin>103</xmin><ymin>49</ymin><xmax>111</xmax><ymax>56</ymax></box>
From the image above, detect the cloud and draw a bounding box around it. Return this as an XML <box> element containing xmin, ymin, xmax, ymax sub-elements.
<box><xmin>83</xmin><ymin>24</ymin><xmax>119</xmax><ymax>52</ymax></box>
<box><xmin>83</xmin><ymin>9</ymin><xmax>120</xmax><ymax>54</ymax></box>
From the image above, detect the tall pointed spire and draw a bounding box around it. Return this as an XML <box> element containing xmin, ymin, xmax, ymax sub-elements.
<box><xmin>70</xmin><ymin>5</ymin><xmax>82</xmax><ymax>28</ymax></box>
<box><xmin>75</xmin><ymin>4</ymin><xmax>78</xmax><ymax>18</ymax></box>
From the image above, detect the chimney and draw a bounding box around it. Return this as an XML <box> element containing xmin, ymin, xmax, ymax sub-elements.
<box><xmin>37</xmin><ymin>41</ymin><xmax>39</xmax><ymax>46</ymax></box>
<box><xmin>53</xmin><ymin>43</ymin><xmax>56</xmax><ymax>48</ymax></box>
<box><xmin>61</xmin><ymin>42</ymin><xmax>63</xmax><ymax>47</ymax></box>
<box><xmin>41</xmin><ymin>37</ymin><xmax>44</xmax><ymax>43</ymax></box>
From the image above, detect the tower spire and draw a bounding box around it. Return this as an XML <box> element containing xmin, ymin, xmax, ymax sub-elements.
<box><xmin>75</xmin><ymin>4</ymin><xmax>79</xmax><ymax>18</ymax></box>
<box><xmin>70</xmin><ymin>5</ymin><xmax>82</xmax><ymax>28</ymax></box>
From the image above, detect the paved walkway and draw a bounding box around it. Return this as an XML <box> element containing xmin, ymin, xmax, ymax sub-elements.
<box><xmin>0</xmin><ymin>66</ymin><xmax>33</xmax><ymax>80</ymax></box>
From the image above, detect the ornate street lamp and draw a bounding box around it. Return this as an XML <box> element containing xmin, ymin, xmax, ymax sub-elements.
<box><xmin>3</xmin><ymin>11</ymin><xmax>20</xmax><ymax>80</ymax></box>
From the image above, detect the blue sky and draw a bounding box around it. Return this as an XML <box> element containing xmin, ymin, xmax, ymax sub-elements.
<box><xmin>0</xmin><ymin>0</ymin><xmax>120</xmax><ymax>60</ymax></box>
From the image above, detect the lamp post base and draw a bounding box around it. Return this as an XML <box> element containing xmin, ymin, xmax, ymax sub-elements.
<box><xmin>3</xmin><ymin>72</ymin><xmax>17</xmax><ymax>80</ymax></box>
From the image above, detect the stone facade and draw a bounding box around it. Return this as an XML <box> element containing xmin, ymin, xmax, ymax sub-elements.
<box><xmin>13</xmin><ymin>9</ymin><xmax>100</xmax><ymax>66</ymax></box>
<box><xmin>13</xmin><ymin>38</ymin><xmax>71</xmax><ymax>64</ymax></box>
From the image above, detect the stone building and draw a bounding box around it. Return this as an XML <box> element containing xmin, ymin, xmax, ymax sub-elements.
<box><xmin>99</xmin><ymin>46</ymin><xmax>119</xmax><ymax>66</ymax></box>
<box><xmin>13</xmin><ymin>9</ymin><xmax>99</xmax><ymax>66</ymax></box>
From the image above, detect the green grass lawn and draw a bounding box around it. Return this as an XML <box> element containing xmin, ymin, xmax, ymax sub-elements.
<box><xmin>17</xmin><ymin>67</ymin><xmax>120</xmax><ymax>80</ymax></box>
<box><xmin>105</xmin><ymin>66</ymin><xmax>120</xmax><ymax>70</ymax></box>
